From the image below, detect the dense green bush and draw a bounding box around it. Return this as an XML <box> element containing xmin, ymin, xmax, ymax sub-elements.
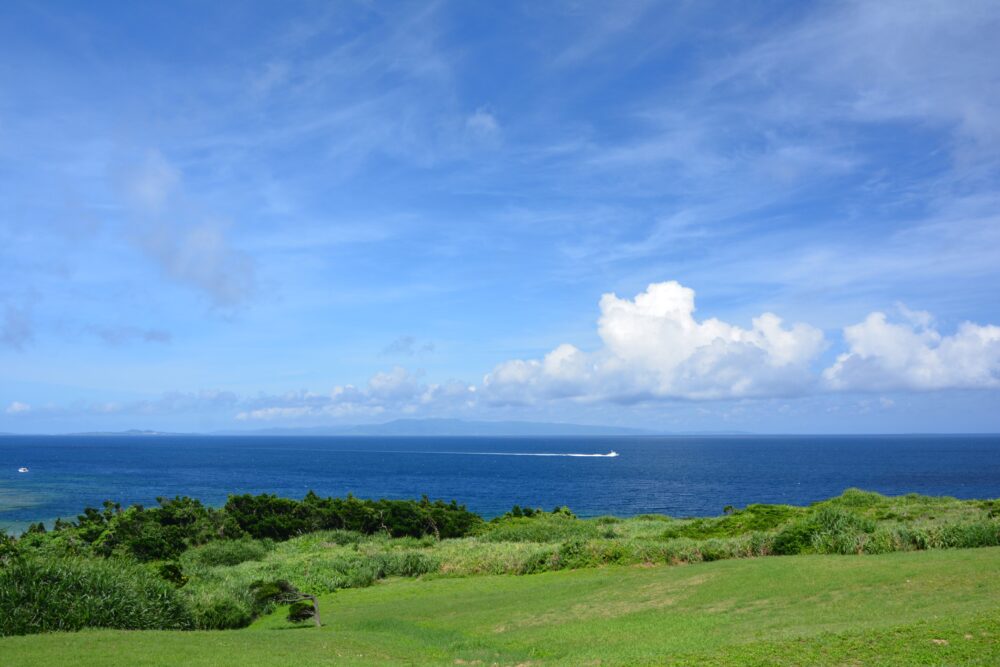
<box><xmin>287</xmin><ymin>600</ymin><xmax>316</xmax><ymax>623</ymax></box>
<box><xmin>157</xmin><ymin>561</ymin><xmax>188</xmax><ymax>587</ymax></box>
<box><xmin>224</xmin><ymin>492</ymin><xmax>481</xmax><ymax>540</ymax></box>
<box><xmin>33</xmin><ymin>496</ymin><xmax>244</xmax><ymax>563</ymax></box>
<box><xmin>0</xmin><ymin>557</ymin><xmax>192</xmax><ymax>636</ymax></box>
<box><xmin>772</xmin><ymin>507</ymin><xmax>877</xmax><ymax>555</ymax></box>
<box><xmin>186</xmin><ymin>538</ymin><xmax>272</xmax><ymax>567</ymax></box>
<box><xmin>189</xmin><ymin>593</ymin><xmax>255</xmax><ymax>630</ymax></box>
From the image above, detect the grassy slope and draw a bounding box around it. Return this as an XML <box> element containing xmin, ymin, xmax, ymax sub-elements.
<box><xmin>3</xmin><ymin>548</ymin><xmax>999</xmax><ymax>666</ymax></box>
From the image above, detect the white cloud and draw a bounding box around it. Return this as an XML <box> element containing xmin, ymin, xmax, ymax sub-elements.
<box><xmin>236</xmin><ymin>406</ymin><xmax>312</xmax><ymax>421</ymax></box>
<box><xmin>5</xmin><ymin>401</ymin><xmax>31</xmax><ymax>415</ymax></box>
<box><xmin>824</xmin><ymin>311</ymin><xmax>1000</xmax><ymax>391</ymax></box>
<box><xmin>712</xmin><ymin>0</ymin><xmax>1000</xmax><ymax>156</ymax></box>
<box><xmin>235</xmin><ymin>368</ymin><xmax>476</xmax><ymax>421</ymax></box>
<box><xmin>123</xmin><ymin>151</ymin><xmax>256</xmax><ymax>308</ymax></box>
<box><xmin>466</xmin><ymin>109</ymin><xmax>499</xmax><ymax>138</ymax></box>
<box><xmin>484</xmin><ymin>281</ymin><xmax>826</xmax><ymax>402</ymax></box>
<box><xmin>125</xmin><ymin>151</ymin><xmax>179</xmax><ymax>213</ymax></box>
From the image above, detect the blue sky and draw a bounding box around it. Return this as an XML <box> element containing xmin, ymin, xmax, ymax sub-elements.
<box><xmin>2</xmin><ymin>0</ymin><xmax>999</xmax><ymax>433</ymax></box>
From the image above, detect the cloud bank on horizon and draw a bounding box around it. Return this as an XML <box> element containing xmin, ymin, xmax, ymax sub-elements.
<box><xmin>1</xmin><ymin>0</ymin><xmax>999</xmax><ymax>433</ymax></box>
<box><xmin>7</xmin><ymin>280</ymin><xmax>999</xmax><ymax>430</ymax></box>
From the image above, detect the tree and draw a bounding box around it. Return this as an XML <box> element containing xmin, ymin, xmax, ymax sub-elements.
<box><xmin>251</xmin><ymin>579</ymin><xmax>322</xmax><ymax>627</ymax></box>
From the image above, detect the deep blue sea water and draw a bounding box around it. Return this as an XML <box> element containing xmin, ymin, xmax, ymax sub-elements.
<box><xmin>2</xmin><ymin>435</ymin><xmax>999</xmax><ymax>531</ymax></box>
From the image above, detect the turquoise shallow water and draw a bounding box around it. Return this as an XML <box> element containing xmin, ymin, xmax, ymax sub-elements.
<box><xmin>1</xmin><ymin>434</ymin><xmax>998</xmax><ymax>531</ymax></box>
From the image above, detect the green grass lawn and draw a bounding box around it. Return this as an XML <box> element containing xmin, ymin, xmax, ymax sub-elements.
<box><xmin>3</xmin><ymin>547</ymin><xmax>998</xmax><ymax>666</ymax></box>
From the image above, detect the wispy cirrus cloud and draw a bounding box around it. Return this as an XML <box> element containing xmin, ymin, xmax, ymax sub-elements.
<box><xmin>381</xmin><ymin>336</ymin><xmax>435</xmax><ymax>357</ymax></box>
<box><xmin>87</xmin><ymin>325</ymin><xmax>172</xmax><ymax>346</ymax></box>
<box><xmin>2</xmin><ymin>2</ymin><xmax>998</xmax><ymax>433</ymax></box>
<box><xmin>1</xmin><ymin>304</ymin><xmax>33</xmax><ymax>349</ymax></box>
<box><xmin>120</xmin><ymin>151</ymin><xmax>256</xmax><ymax>309</ymax></box>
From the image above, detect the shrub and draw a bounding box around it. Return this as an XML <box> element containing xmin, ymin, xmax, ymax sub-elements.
<box><xmin>0</xmin><ymin>533</ymin><xmax>18</xmax><ymax>564</ymax></box>
<box><xmin>772</xmin><ymin>520</ymin><xmax>816</xmax><ymax>555</ymax></box>
<box><xmin>861</xmin><ymin>529</ymin><xmax>899</xmax><ymax>555</ymax></box>
<box><xmin>188</xmin><ymin>538</ymin><xmax>271</xmax><ymax>567</ymax></box>
<box><xmin>813</xmin><ymin>506</ymin><xmax>877</xmax><ymax>534</ymax></box>
<box><xmin>251</xmin><ymin>579</ymin><xmax>299</xmax><ymax>604</ymax></box>
<box><xmin>773</xmin><ymin>507</ymin><xmax>876</xmax><ymax>555</ymax></box>
<box><xmin>476</xmin><ymin>515</ymin><xmax>599</xmax><ymax>543</ymax></box>
<box><xmin>0</xmin><ymin>557</ymin><xmax>192</xmax><ymax>636</ymax></box>
<box><xmin>747</xmin><ymin>531</ymin><xmax>774</xmax><ymax>556</ymax></box>
<box><xmin>189</xmin><ymin>593</ymin><xmax>254</xmax><ymax>630</ymax></box>
<box><xmin>553</xmin><ymin>538</ymin><xmax>591</xmax><ymax>569</ymax></box>
<box><xmin>517</xmin><ymin>546</ymin><xmax>558</xmax><ymax>574</ymax></box>
<box><xmin>661</xmin><ymin>539</ymin><xmax>704</xmax><ymax>564</ymax></box>
<box><xmin>224</xmin><ymin>492</ymin><xmax>482</xmax><ymax>540</ymax></box>
<box><xmin>893</xmin><ymin>525</ymin><xmax>932</xmax><ymax>550</ymax></box>
<box><xmin>938</xmin><ymin>521</ymin><xmax>1000</xmax><ymax>549</ymax></box>
<box><xmin>699</xmin><ymin>539</ymin><xmax>736</xmax><ymax>562</ymax></box>
<box><xmin>43</xmin><ymin>496</ymin><xmax>243</xmax><ymax>563</ymax></box>
<box><xmin>827</xmin><ymin>488</ymin><xmax>887</xmax><ymax>509</ymax></box>
<box><xmin>288</xmin><ymin>600</ymin><xmax>316</xmax><ymax>623</ymax></box>
<box><xmin>661</xmin><ymin>503</ymin><xmax>802</xmax><ymax>540</ymax></box>
<box><xmin>157</xmin><ymin>561</ymin><xmax>188</xmax><ymax>587</ymax></box>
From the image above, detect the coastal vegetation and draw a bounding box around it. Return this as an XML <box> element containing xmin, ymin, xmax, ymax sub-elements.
<box><xmin>2</xmin><ymin>488</ymin><xmax>998</xmax><ymax>663</ymax></box>
<box><xmin>2</xmin><ymin>548</ymin><xmax>998</xmax><ymax>665</ymax></box>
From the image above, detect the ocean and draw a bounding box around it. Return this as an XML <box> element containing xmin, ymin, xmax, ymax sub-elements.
<box><xmin>2</xmin><ymin>434</ymin><xmax>999</xmax><ymax>531</ymax></box>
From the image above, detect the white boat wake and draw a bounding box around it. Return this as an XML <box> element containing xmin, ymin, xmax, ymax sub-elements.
<box><xmin>365</xmin><ymin>450</ymin><xmax>620</xmax><ymax>458</ymax></box>
<box><xmin>440</xmin><ymin>450</ymin><xmax>619</xmax><ymax>458</ymax></box>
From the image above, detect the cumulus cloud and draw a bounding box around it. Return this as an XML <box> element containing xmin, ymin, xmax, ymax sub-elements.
<box><xmin>5</xmin><ymin>401</ymin><xmax>31</xmax><ymax>415</ymax></box>
<box><xmin>484</xmin><ymin>281</ymin><xmax>826</xmax><ymax>402</ymax></box>
<box><xmin>823</xmin><ymin>311</ymin><xmax>1000</xmax><ymax>391</ymax></box>
<box><xmin>123</xmin><ymin>151</ymin><xmax>256</xmax><ymax>308</ymax></box>
<box><xmin>236</xmin><ymin>368</ymin><xmax>475</xmax><ymax>421</ymax></box>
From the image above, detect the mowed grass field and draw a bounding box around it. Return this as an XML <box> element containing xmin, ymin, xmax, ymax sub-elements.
<box><xmin>3</xmin><ymin>547</ymin><xmax>998</xmax><ymax>666</ymax></box>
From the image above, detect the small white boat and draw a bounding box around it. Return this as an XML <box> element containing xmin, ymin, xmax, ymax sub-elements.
<box><xmin>17</xmin><ymin>467</ymin><xmax>29</xmax><ymax>473</ymax></box>
<box><xmin>608</xmin><ymin>451</ymin><xmax>619</xmax><ymax>457</ymax></box>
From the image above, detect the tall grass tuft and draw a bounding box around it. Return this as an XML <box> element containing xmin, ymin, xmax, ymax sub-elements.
<box><xmin>0</xmin><ymin>557</ymin><xmax>193</xmax><ymax>636</ymax></box>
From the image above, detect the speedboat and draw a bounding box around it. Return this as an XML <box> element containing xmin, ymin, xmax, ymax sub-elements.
<box><xmin>17</xmin><ymin>467</ymin><xmax>29</xmax><ymax>473</ymax></box>
<box><xmin>608</xmin><ymin>451</ymin><xmax>619</xmax><ymax>457</ymax></box>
